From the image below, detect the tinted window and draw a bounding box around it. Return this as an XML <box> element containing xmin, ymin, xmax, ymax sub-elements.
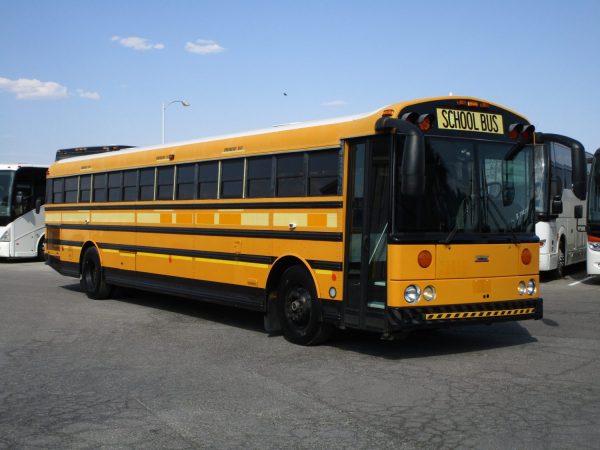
<box><xmin>247</xmin><ymin>156</ymin><xmax>273</xmax><ymax>198</ymax></box>
<box><xmin>139</xmin><ymin>168</ymin><xmax>155</xmax><ymax>201</ymax></box>
<box><xmin>46</xmin><ymin>179</ymin><xmax>53</xmax><ymax>204</ymax></box>
<box><xmin>277</xmin><ymin>153</ymin><xmax>305</xmax><ymax>197</ymax></box>
<box><xmin>64</xmin><ymin>176</ymin><xmax>79</xmax><ymax>203</ymax></box>
<box><xmin>308</xmin><ymin>149</ymin><xmax>339</xmax><ymax>196</ymax></box>
<box><xmin>108</xmin><ymin>172</ymin><xmax>122</xmax><ymax>202</ymax></box>
<box><xmin>52</xmin><ymin>178</ymin><xmax>64</xmax><ymax>204</ymax></box>
<box><xmin>93</xmin><ymin>173</ymin><xmax>107</xmax><ymax>203</ymax></box>
<box><xmin>123</xmin><ymin>170</ymin><xmax>137</xmax><ymax>202</ymax></box>
<box><xmin>221</xmin><ymin>159</ymin><xmax>244</xmax><ymax>198</ymax></box>
<box><xmin>79</xmin><ymin>175</ymin><xmax>91</xmax><ymax>202</ymax></box>
<box><xmin>176</xmin><ymin>164</ymin><xmax>196</xmax><ymax>200</ymax></box>
<box><xmin>157</xmin><ymin>166</ymin><xmax>174</xmax><ymax>200</ymax></box>
<box><xmin>198</xmin><ymin>162</ymin><xmax>218</xmax><ymax>199</ymax></box>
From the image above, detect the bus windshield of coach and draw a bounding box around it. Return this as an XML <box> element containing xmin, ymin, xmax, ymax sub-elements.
<box><xmin>589</xmin><ymin>158</ymin><xmax>600</xmax><ymax>223</ymax></box>
<box><xmin>534</xmin><ymin>145</ymin><xmax>549</xmax><ymax>215</ymax></box>
<box><xmin>395</xmin><ymin>137</ymin><xmax>535</xmax><ymax>237</ymax></box>
<box><xmin>0</xmin><ymin>170</ymin><xmax>15</xmax><ymax>223</ymax></box>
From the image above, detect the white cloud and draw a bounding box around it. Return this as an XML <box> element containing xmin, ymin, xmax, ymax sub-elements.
<box><xmin>322</xmin><ymin>100</ymin><xmax>348</xmax><ymax>107</ymax></box>
<box><xmin>111</xmin><ymin>35</ymin><xmax>165</xmax><ymax>51</ymax></box>
<box><xmin>0</xmin><ymin>77</ymin><xmax>100</xmax><ymax>101</ymax></box>
<box><xmin>0</xmin><ymin>77</ymin><xmax>68</xmax><ymax>99</ymax></box>
<box><xmin>185</xmin><ymin>39</ymin><xmax>225</xmax><ymax>55</ymax></box>
<box><xmin>76</xmin><ymin>89</ymin><xmax>100</xmax><ymax>100</ymax></box>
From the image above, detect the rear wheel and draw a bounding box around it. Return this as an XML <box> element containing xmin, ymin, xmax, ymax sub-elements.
<box><xmin>278</xmin><ymin>265</ymin><xmax>333</xmax><ymax>345</ymax></box>
<box><xmin>37</xmin><ymin>237</ymin><xmax>47</xmax><ymax>261</ymax></box>
<box><xmin>80</xmin><ymin>246</ymin><xmax>112</xmax><ymax>299</ymax></box>
<box><xmin>554</xmin><ymin>241</ymin><xmax>566</xmax><ymax>279</ymax></box>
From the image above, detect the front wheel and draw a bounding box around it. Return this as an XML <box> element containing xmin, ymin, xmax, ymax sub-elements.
<box><xmin>80</xmin><ymin>246</ymin><xmax>112</xmax><ymax>299</ymax></box>
<box><xmin>37</xmin><ymin>237</ymin><xmax>47</xmax><ymax>262</ymax></box>
<box><xmin>278</xmin><ymin>265</ymin><xmax>333</xmax><ymax>345</ymax></box>
<box><xmin>554</xmin><ymin>243</ymin><xmax>566</xmax><ymax>279</ymax></box>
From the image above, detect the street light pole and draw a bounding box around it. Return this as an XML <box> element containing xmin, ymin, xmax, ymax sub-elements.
<box><xmin>161</xmin><ymin>100</ymin><xmax>190</xmax><ymax>144</ymax></box>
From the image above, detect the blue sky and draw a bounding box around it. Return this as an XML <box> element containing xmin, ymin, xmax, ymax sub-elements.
<box><xmin>1</xmin><ymin>0</ymin><xmax>600</xmax><ymax>164</ymax></box>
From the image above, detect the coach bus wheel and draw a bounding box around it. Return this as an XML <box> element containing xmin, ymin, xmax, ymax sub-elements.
<box><xmin>80</xmin><ymin>247</ymin><xmax>113</xmax><ymax>299</ymax></box>
<box><xmin>554</xmin><ymin>241</ymin><xmax>566</xmax><ymax>279</ymax></box>
<box><xmin>37</xmin><ymin>237</ymin><xmax>47</xmax><ymax>262</ymax></box>
<box><xmin>278</xmin><ymin>265</ymin><xmax>333</xmax><ymax>345</ymax></box>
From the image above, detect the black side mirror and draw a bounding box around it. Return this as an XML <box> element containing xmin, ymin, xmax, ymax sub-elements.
<box><xmin>35</xmin><ymin>198</ymin><xmax>42</xmax><ymax>215</ymax></box>
<box><xmin>551</xmin><ymin>196</ymin><xmax>563</xmax><ymax>215</ymax></box>
<box><xmin>550</xmin><ymin>177</ymin><xmax>563</xmax><ymax>198</ymax></box>
<box><xmin>574</xmin><ymin>205</ymin><xmax>583</xmax><ymax>219</ymax></box>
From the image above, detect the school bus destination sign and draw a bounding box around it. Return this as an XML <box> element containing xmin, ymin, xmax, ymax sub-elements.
<box><xmin>436</xmin><ymin>108</ymin><xmax>504</xmax><ymax>134</ymax></box>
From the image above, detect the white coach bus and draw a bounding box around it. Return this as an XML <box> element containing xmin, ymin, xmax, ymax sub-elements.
<box><xmin>533</xmin><ymin>134</ymin><xmax>587</xmax><ymax>278</ymax></box>
<box><xmin>0</xmin><ymin>164</ymin><xmax>48</xmax><ymax>259</ymax></box>
<box><xmin>587</xmin><ymin>148</ymin><xmax>600</xmax><ymax>275</ymax></box>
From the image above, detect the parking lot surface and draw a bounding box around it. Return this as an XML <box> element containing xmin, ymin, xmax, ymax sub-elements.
<box><xmin>1</xmin><ymin>261</ymin><xmax>599</xmax><ymax>449</ymax></box>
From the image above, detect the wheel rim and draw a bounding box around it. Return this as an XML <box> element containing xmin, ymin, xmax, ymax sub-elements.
<box><xmin>284</xmin><ymin>286</ymin><xmax>312</xmax><ymax>327</ymax></box>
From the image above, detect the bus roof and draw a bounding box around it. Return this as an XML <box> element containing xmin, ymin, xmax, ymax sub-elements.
<box><xmin>0</xmin><ymin>164</ymin><xmax>48</xmax><ymax>171</ymax></box>
<box><xmin>49</xmin><ymin>96</ymin><xmax>530</xmax><ymax>177</ymax></box>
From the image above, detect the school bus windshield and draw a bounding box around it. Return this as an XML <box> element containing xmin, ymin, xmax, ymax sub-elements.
<box><xmin>395</xmin><ymin>137</ymin><xmax>536</xmax><ymax>237</ymax></box>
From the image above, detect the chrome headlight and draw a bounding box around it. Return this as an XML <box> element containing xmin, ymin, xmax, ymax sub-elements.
<box><xmin>423</xmin><ymin>285</ymin><xmax>436</xmax><ymax>302</ymax></box>
<box><xmin>526</xmin><ymin>279</ymin><xmax>536</xmax><ymax>295</ymax></box>
<box><xmin>589</xmin><ymin>242</ymin><xmax>600</xmax><ymax>252</ymax></box>
<box><xmin>517</xmin><ymin>281</ymin><xmax>526</xmax><ymax>296</ymax></box>
<box><xmin>404</xmin><ymin>285</ymin><xmax>421</xmax><ymax>304</ymax></box>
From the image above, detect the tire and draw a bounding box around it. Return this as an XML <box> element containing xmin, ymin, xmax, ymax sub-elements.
<box><xmin>554</xmin><ymin>242</ymin><xmax>566</xmax><ymax>279</ymax></box>
<box><xmin>278</xmin><ymin>265</ymin><xmax>333</xmax><ymax>345</ymax></box>
<box><xmin>37</xmin><ymin>237</ymin><xmax>47</xmax><ymax>262</ymax></box>
<box><xmin>80</xmin><ymin>246</ymin><xmax>112</xmax><ymax>299</ymax></box>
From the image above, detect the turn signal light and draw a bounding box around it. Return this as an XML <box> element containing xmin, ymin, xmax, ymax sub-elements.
<box><xmin>401</xmin><ymin>111</ymin><xmax>419</xmax><ymax>124</ymax></box>
<box><xmin>418</xmin><ymin>114</ymin><xmax>434</xmax><ymax>132</ymax></box>
<box><xmin>521</xmin><ymin>248</ymin><xmax>532</xmax><ymax>265</ymax></box>
<box><xmin>382</xmin><ymin>109</ymin><xmax>395</xmax><ymax>117</ymax></box>
<box><xmin>418</xmin><ymin>250</ymin><xmax>433</xmax><ymax>268</ymax></box>
<box><xmin>509</xmin><ymin>123</ymin><xmax>523</xmax><ymax>139</ymax></box>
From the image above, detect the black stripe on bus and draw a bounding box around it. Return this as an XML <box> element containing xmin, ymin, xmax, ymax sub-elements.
<box><xmin>44</xmin><ymin>200</ymin><xmax>343</xmax><ymax>212</ymax></box>
<box><xmin>48</xmin><ymin>239</ymin><xmax>342</xmax><ymax>271</ymax></box>
<box><xmin>99</xmin><ymin>243</ymin><xmax>276</xmax><ymax>265</ymax></box>
<box><xmin>46</xmin><ymin>224</ymin><xmax>343</xmax><ymax>242</ymax></box>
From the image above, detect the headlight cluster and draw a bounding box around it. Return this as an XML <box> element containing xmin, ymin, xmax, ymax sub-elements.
<box><xmin>518</xmin><ymin>279</ymin><xmax>536</xmax><ymax>296</ymax></box>
<box><xmin>0</xmin><ymin>228</ymin><xmax>10</xmax><ymax>242</ymax></box>
<box><xmin>589</xmin><ymin>242</ymin><xmax>600</xmax><ymax>252</ymax></box>
<box><xmin>404</xmin><ymin>284</ymin><xmax>436</xmax><ymax>304</ymax></box>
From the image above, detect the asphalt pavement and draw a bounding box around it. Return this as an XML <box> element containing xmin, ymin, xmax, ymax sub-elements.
<box><xmin>0</xmin><ymin>260</ymin><xmax>599</xmax><ymax>449</ymax></box>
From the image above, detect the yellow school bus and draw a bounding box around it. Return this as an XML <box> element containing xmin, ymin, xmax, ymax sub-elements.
<box><xmin>46</xmin><ymin>96</ymin><xmax>543</xmax><ymax>345</ymax></box>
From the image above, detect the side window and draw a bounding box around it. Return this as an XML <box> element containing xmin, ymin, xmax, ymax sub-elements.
<box><xmin>157</xmin><ymin>166</ymin><xmax>175</xmax><ymax>200</ymax></box>
<box><xmin>123</xmin><ymin>170</ymin><xmax>138</xmax><ymax>202</ymax></box>
<box><xmin>176</xmin><ymin>164</ymin><xmax>196</xmax><ymax>200</ymax></box>
<box><xmin>64</xmin><ymin>176</ymin><xmax>79</xmax><ymax>203</ymax></box>
<box><xmin>46</xmin><ymin>179</ymin><xmax>53</xmax><ymax>204</ymax></box>
<box><xmin>220</xmin><ymin>159</ymin><xmax>244</xmax><ymax>198</ymax></box>
<box><xmin>93</xmin><ymin>173</ymin><xmax>107</xmax><ymax>202</ymax></box>
<box><xmin>198</xmin><ymin>162</ymin><xmax>218</xmax><ymax>199</ymax></box>
<box><xmin>276</xmin><ymin>153</ymin><xmax>305</xmax><ymax>197</ymax></box>
<box><xmin>79</xmin><ymin>175</ymin><xmax>91</xmax><ymax>202</ymax></box>
<box><xmin>246</xmin><ymin>156</ymin><xmax>273</xmax><ymax>198</ymax></box>
<box><xmin>108</xmin><ymin>172</ymin><xmax>123</xmax><ymax>202</ymax></box>
<box><xmin>139</xmin><ymin>168</ymin><xmax>155</xmax><ymax>201</ymax></box>
<box><xmin>308</xmin><ymin>149</ymin><xmax>339</xmax><ymax>196</ymax></box>
<box><xmin>52</xmin><ymin>178</ymin><xmax>64</xmax><ymax>204</ymax></box>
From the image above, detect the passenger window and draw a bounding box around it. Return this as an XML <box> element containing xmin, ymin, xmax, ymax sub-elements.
<box><xmin>277</xmin><ymin>153</ymin><xmax>305</xmax><ymax>197</ymax></box>
<box><xmin>64</xmin><ymin>176</ymin><xmax>79</xmax><ymax>203</ymax></box>
<box><xmin>220</xmin><ymin>159</ymin><xmax>244</xmax><ymax>198</ymax></box>
<box><xmin>139</xmin><ymin>168</ymin><xmax>155</xmax><ymax>201</ymax></box>
<box><xmin>93</xmin><ymin>174</ymin><xmax>107</xmax><ymax>203</ymax></box>
<box><xmin>157</xmin><ymin>166</ymin><xmax>175</xmax><ymax>200</ymax></box>
<box><xmin>123</xmin><ymin>170</ymin><xmax>138</xmax><ymax>202</ymax></box>
<box><xmin>176</xmin><ymin>164</ymin><xmax>196</xmax><ymax>200</ymax></box>
<box><xmin>308</xmin><ymin>149</ymin><xmax>339</xmax><ymax>196</ymax></box>
<box><xmin>108</xmin><ymin>172</ymin><xmax>123</xmax><ymax>202</ymax></box>
<box><xmin>46</xmin><ymin>179</ymin><xmax>53</xmax><ymax>204</ymax></box>
<box><xmin>246</xmin><ymin>156</ymin><xmax>273</xmax><ymax>198</ymax></box>
<box><xmin>198</xmin><ymin>162</ymin><xmax>218</xmax><ymax>199</ymax></box>
<box><xmin>79</xmin><ymin>175</ymin><xmax>91</xmax><ymax>202</ymax></box>
<box><xmin>52</xmin><ymin>178</ymin><xmax>64</xmax><ymax>204</ymax></box>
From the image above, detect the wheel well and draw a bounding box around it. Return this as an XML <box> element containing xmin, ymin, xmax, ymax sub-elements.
<box><xmin>266</xmin><ymin>256</ymin><xmax>312</xmax><ymax>298</ymax></box>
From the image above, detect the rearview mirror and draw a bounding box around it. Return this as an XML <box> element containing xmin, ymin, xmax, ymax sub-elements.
<box><xmin>551</xmin><ymin>196</ymin><xmax>563</xmax><ymax>215</ymax></box>
<box><xmin>574</xmin><ymin>205</ymin><xmax>583</xmax><ymax>219</ymax></box>
<box><xmin>35</xmin><ymin>198</ymin><xmax>42</xmax><ymax>215</ymax></box>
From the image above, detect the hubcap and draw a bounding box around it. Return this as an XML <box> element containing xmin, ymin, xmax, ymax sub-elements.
<box><xmin>285</xmin><ymin>286</ymin><xmax>311</xmax><ymax>326</ymax></box>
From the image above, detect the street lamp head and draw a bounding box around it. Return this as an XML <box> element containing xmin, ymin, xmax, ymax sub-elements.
<box><xmin>182</xmin><ymin>100</ymin><xmax>191</xmax><ymax>107</ymax></box>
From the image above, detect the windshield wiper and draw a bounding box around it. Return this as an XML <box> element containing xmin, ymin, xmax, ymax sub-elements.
<box><xmin>486</xmin><ymin>196</ymin><xmax>518</xmax><ymax>243</ymax></box>
<box><xmin>443</xmin><ymin>196</ymin><xmax>468</xmax><ymax>245</ymax></box>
